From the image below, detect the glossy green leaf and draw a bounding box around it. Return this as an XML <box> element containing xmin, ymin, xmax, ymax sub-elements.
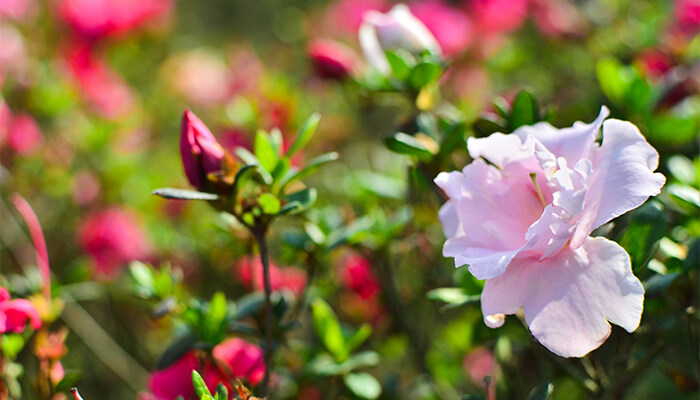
<box><xmin>232</xmin><ymin>164</ymin><xmax>257</xmax><ymax>195</ymax></box>
<box><xmin>344</xmin><ymin>372</ymin><xmax>382</xmax><ymax>399</ymax></box>
<box><xmin>410</xmin><ymin>62</ymin><xmax>442</xmax><ymax>89</ymax></box>
<box><xmin>278</xmin><ymin>188</ymin><xmax>317</xmax><ymax>215</ymax></box>
<box><xmin>384</xmin><ymin>132</ymin><xmax>434</xmax><ymax>160</ymax></box>
<box><xmin>312</xmin><ymin>298</ymin><xmax>346</xmax><ymax>361</ymax></box>
<box><xmin>508</xmin><ymin>90</ymin><xmax>539</xmax><ymax>131</ymax></box>
<box><xmin>619</xmin><ymin>201</ymin><xmax>665</xmax><ymax>270</ymax></box>
<box><xmin>525</xmin><ymin>382</ymin><xmax>553</xmax><ymax>400</ymax></box>
<box><xmin>152</xmin><ymin>188</ymin><xmax>219</xmax><ymax>201</ymax></box>
<box><xmin>235</xmin><ymin>147</ymin><xmax>260</xmax><ymax>166</ymax></box>
<box><xmin>258</xmin><ymin>193</ymin><xmax>281</xmax><ymax>214</ymax></box>
<box><xmin>192</xmin><ymin>370</ymin><xmax>212</xmax><ymax>398</ymax></box>
<box><xmin>345</xmin><ymin>323</ymin><xmax>372</xmax><ymax>354</ymax></box>
<box><xmin>279</xmin><ymin>152</ymin><xmax>339</xmax><ymax>190</ymax></box>
<box><xmin>54</xmin><ymin>371</ymin><xmax>83</xmax><ymax>393</ymax></box>
<box><xmin>157</xmin><ymin>331</ymin><xmax>198</xmax><ymax>369</ymax></box>
<box><xmin>214</xmin><ymin>383</ymin><xmax>228</xmax><ymax>400</ymax></box>
<box><xmin>596</xmin><ymin>57</ymin><xmax>631</xmax><ymax>105</ymax></box>
<box><xmin>254</xmin><ymin>130</ymin><xmax>278</xmax><ymax>173</ymax></box>
<box><xmin>386</xmin><ymin>50</ymin><xmax>413</xmax><ymax>80</ymax></box>
<box><xmin>0</xmin><ymin>334</ymin><xmax>25</xmax><ymax>359</ymax></box>
<box><xmin>287</xmin><ymin>112</ymin><xmax>321</xmax><ymax>157</ymax></box>
<box><xmin>437</xmin><ymin>121</ymin><xmax>466</xmax><ymax>159</ymax></box>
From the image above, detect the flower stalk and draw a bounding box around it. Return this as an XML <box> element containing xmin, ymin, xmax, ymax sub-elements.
<box><xmin>252</xmin><ymin>225</ymin><xmax>274</xmax><ymax>397</ymax></box>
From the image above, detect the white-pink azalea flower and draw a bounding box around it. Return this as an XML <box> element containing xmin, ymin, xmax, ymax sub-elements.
<box><xmin>358</xmin><ymin>4</ymin><xmax>441</xmax><ymax>75</ymax></box>
<box><xmin>435</xmin><ymin>107</ymin><xmax>665</xmax><ymax>357</ymax></box>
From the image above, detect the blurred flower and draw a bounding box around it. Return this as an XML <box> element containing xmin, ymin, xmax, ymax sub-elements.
<box><xmin>57</xmin><ymin>0</ymin><xmax>172</xmax><ymax>42</ymax></box>
<box><xmin>64</xmin><ymin>43</ymin><xmax>135</xmax><ymax>118</ymax></box>
<box><xmin>530</xmin><ymin>0</ymin><xmax>588</xmax><ymax>38</ymax></box>
<box><xmin>235</xmin><ymin>256</ymin><xmax>307</xmax><ymax>297</ymax></box>
<box><xmin>161</xmin><ymin>49</ymin><xmax>232</xmax><ymax>106</ymax></box>
<box><xmin>180</xmin><ymin>109</ymin><xmax>227</xmax><ymax>190</ymax></box>
<box><xmin>409</xmin><ymin>0</ymin><xmax>473</xmax><ymax>56</ymax></box>
<box><xmin>71</xmin><ymin>170</ymin><xmax>101</xmax><ymax>205</ymax></box>
<box><xmin>435</xmin><ymin>107</ymin><xmax>665</xmax><ymax>357</ymax></box>
<box><xmin>327</xmin><ymin>0</ymin><xmax>388</xmax><ymax>34</ymax></box>
<box><xmin>0</xmin><ymin>25</ymin><xmax>30</xmax><ymax>85</ymax></box>
<box><xmin>340</xmin><ymin>254</ymin><xmax>380</xmax><ymax>300</ymax></box>
<box><xmin>359</xmin><ymin>3</ymin><xmax>441</xmax><ymax>74</ymax></box>
<box><xmin>673</xmin><ymin>0</ymin><xmax>700</xmax><ymax>36</ymax></box>
<box><xmin>146</xmin><ymin>339</ymin><xmax>264</xmax><ymax>399</ymax></box>
<box><xmin>636</xmin><ymin>48</ymin><xmax>674</xmax><ymax>79</ymax></box>
<box><xmin>463</xmin><ymin>347</ymin><xmax>499</xmax><ymax>388</ymax></box>
<box><xmin>0</xmin><ymin>0</ymin><xmax>36</xmax><ymax>21</ymax></box>
<box><xmin>0</xmin><ymin>287</ymin><xmax>42</xmax><ymax>333</ymax></box>
<box><xmin>77</xmin><ymin>208</ymin><xmax>152</xmax><ymax>279</ymax></box>
<box><xmin>4</xmin><ymin>112</ymin><xmax>43</xmax><ymax>155</ymax></box>
<box><xmin>467</xmin><ymin>0</ymin><xmax>528</xmax><ymax>36</ymax></box>
<box><xmin>308</xmin><ymin>39</ymin><xmax>359</xmax><ymax>81</ymax></box>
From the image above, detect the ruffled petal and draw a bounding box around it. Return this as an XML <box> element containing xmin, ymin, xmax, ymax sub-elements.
<box><xmin>571</xmin><ymin>119</ymin><xmax>666</xmax><ymax>248</ymax></box>
<box><xmin>481</xmin><ymin>236</ymin><xmax>644</xmax><ymax>357</ymax></box>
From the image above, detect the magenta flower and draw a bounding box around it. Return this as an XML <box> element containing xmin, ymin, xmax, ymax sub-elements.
<box><xmin>235</xmin><ymin>256</ymin><xmax>307</xmax><ymax>297</ymax></box>
<box><xmin>358</xmin><ymin>4</ymin><xmax>441</xmax><ymax>75</ymax></box>
<box><xmin>308</xmin><ymin>39</ymin><xmax>358</xmax><ymax>81</ymax></box>
<box><xmin>77</xmin><ymin>208</ymin><xmax>152</xmax><ymax>279</ymax></box>
<box><xmin>180</xmin><ymin>109</ymin><xmax>226</xmax><ymax>190</ymax></box>
<box><xmin>409</xmin><ymin>0</ymin><xmax>473</xmax><ymax>56</ymax></box>
<box><xmin>0</xmin><ymin>287</ymin><xmax>42</xmax><ymax>334</ymax></box>
<box><xmin>435</xmin><ymin>107</ymin><xmax>665</xmax><ymax>357</ymax></box>
<box><xmin>467</xmin><ymin>0</ymin><xmax>528</xmax><ymax>35</ymax></box>
<box><xmin>340</xmin><ymin>254</ymin><xmax>380</xmax><ymax>300</ymax></box>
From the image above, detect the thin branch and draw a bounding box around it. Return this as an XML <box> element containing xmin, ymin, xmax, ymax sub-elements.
<box><xmin>253</xmin><ymin>227</ymin><xmax>274</xmax><ymax>398</ymax></box>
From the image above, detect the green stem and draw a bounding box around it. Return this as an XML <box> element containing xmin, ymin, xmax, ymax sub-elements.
<box><xmin>253</xmin><ymin>226</ymin><xmax>274</xmax><ymax>398</ymax></box>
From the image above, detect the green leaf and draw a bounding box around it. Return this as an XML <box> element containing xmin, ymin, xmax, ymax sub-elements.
<box><xmin>258</xmin><ymin>193</ymin><xmax>281</xmax><ymax>214</ymax></box>
<box><xmin>287</xmin><ymin>112</ymin><xmax>321</xmax><ymax>157</ymax></box>
<box><xmin>438</xmin><ymin>121</ymin><xmax>466</xmax><ymax>159</ymax></box>
<box><xmin>384</xmin><ymin>132</ymin><xmax>434</xmax><ymax>160</ymax></box>
<box><xmin>279</xmin><ymin>152</ymin><xmax>339</xmax><ymax>190</ymax></box>
<box><xmin>204</xmin><ymin>292</ymin><xmax>228</xmax><ymax>342</ymax></box>
<box><xmin>214</xmin><ymin>382</ymin><xmax>228</xmax><ymax>400</ymax></box>
<box><xmin>232</xmin><ymin>164</ymin><xmax>257</xmax><ymax>196</ymax></box>
<box><xmin>619</xmin><ymin>201</ymin><xmax>666</xmax><ymax>270</ymax></box>
<box><xmin>345</xmin><ymin>323</ymin><xmax>372</xmax><ymax>354</ymax></box>
<box><xmin>271</xmin><ymin>157</ymin><xmax>291</xmax><ymax>182</ymax></box>
<box><xmin>129</xmin><ymin>261</ymin><xmax>155</xmax><ymax>297</ymax></box>
<box><xmin>255</xmin><ymin>130</ymin><xmax>278</xmax><ymax>173</ymax></box>
<box><xmin>157</xmin><ymin>331</ymin><xmax>198</xmax><ymax>369</ymax></box>
<box><xmin>192</xmin><ymin>370</ymin><xmax>212</xmax><ymax>398</ymax></box>
<box><xmin>596</xmin><ymin>57</ymin><xmax>631</xmax><ymax>105</ymax></box>
<box><xmin>427</xmin><ymin>288</ymin><xmax>480</xmax><ymax>312</ymax></box>
<box><xmin>668</xmin><ymin>156</ymin><xmax>697</xmax><ymax>185</ymax></box>
<box><xmin>312</xmin><ymin>298</ymin><xmax>346</xmax><ymax>361</ymax></box>
<box><xmin>232</xmin><ymin>292</ymin><xmax>265</xmax><ymax>320</ymax></box>
<box><xmin>473</xmin><ymin>117</ymin><xmax>504</xmax><ymax>137</ymax></box>
<box><xmin>385</xmin><ymin>50</ymin><xmax>413</xmax><ymax>80</ymax></box>
<box><xmin>344</xmin><ymin>372</ymin><xmax>382</xmax><ymax>399</ymax></box>
<box><xmin>648</xmin><ymin>115</ymin><xmax>699</xmax><ymax>146</ymax></box>
<box><xmin>278</xmin><ymin>188</ymin><xmax>317</xmax><ymax>215</ymax></box>
<box><xmin>1</xmin><ymin>334</ymin><xmax>25</xmax><ymax>359</ymax></box>
<box><xmin>54</xmin><ymin>371</ymin><xmax>83</xmax><ymax>393</ymax></box>
<box><xmin>410</xmin><ymin>62</ymin><xmax>442</xmax><ymax>89</ymax></box>
<box><xmin>235</xmin><ymin>147</ymin><xmax>260</xmax><ymax>166</ymax></box>
<box><xmin>525</xmin><ymin>382</ymin><xmax>553</xmax><ymax>400</ymax></box>
<box><xmin>152</xmin><ymin>188</ymin><xmax>219</xmax><ymax>201</ymax></box>
<box><xmin>508</xmin><ymin>90</ymin><xmax>539</xmax><ymax>131</ymax></box>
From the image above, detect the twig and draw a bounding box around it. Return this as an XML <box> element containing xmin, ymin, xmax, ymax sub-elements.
<box><xmin>253</xmin><ymin>227</ymin><xmax>274</xmax><ymax>398</ymax></box>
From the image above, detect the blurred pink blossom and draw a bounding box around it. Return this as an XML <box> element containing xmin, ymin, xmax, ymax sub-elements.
<box><xmin>236</xmin><ymin>256</ymin><xmax>307</xmax><ymax>297</ymax></box>
<box><xmin>436</xmin><ymin>107</ymin><xmax>665</xmax><ymax>357</ymax></box>
<box><xmin>327</xmin><ymin>0</ymin><xmax>388</xmax><ymax>34</ymax></box>
<box><xmin>57</xmin><ymin>0</ymin><xmax>172</xmax><ymax>42</ymax></box>
<box><xmin>530</xmin><ymin>0</ymin><xmax>588</xmax><ymax>38</ymax></box>
<box><xmin>467</xmin><ymin>0</ymin><xmax>528</xmax><ymax>35</ymax></box>
<box><xmin>636</xmin><ymin>48</ymin><xmax>674</xmax><ymax>79</ymax></box>
<box><xmin>77</xmin><ymin>208</ymin><xmax>152</xmax><ymax>279</ymax></box>
<box><xmin>180</xmin><ymin>109</ymin><xmax>226</xmax><ymax>190</ymax></box>
<box><xmin>0</xmin><ymin>0</ymin><xmax>36</xmax><ymax>21</ymax></box>
<box><xmin>463</xmin><ymin>347</ymin><xmax>499</xmax><ymax>388</ymax></box>
<box><xmin>0</xmin><ymin>287</ymin><xmax>42</xmax><ymax>333</ymax></box>
<box><xmin>308</xmin><ymin>39</ymin><xmax>359</xmax><ymax>81</ymax></box>
<box><xmin>0</xmin><ymin>25</ymin><xmax>30</xmax><ymax>84</ymax></box>
<box><xmin>146</xmin><ymin>339</ymin><xmax>264</xmax><ymax>399</ymax></box>
<box><xmin>162</xmin><ymin>50</ymin><xmax>232</xmax><ymax>106</ymax></box>
<box><xmin>410</xmin><ymin>0</ymin><xmax>473</xmax><ymax>56</ymax></box>
<box><xmin>64</xmin><ymin>43</ymin><xmax>135</xmax><ymax>119</ymax></box>
<box><xmin>674</xmin><ymin>0</ymin><xmax>700</xmax><ymax>36</ymax></box>
<box><xmin>340</xmin><ymin>254</ymin><xmax>380</xmax><ymax>300</ymax></box>
<box><xmin>6</xmin><ymin>113</ymin><xmax>43</xmax><ymax>155</ymax></box>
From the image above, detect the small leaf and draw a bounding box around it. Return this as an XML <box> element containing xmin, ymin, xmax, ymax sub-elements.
<box><xmin>344</xmin><ymin>372</ymin><xmax>382</xmax><ymax>399</ymax></box>
<box><xmin>54</xmin><ymin>371</ymin><xmax>83</xmax><ymax>393</ymax></box>
<box><xmin>254</xmin><ymin>130</ymin><xmax>278</xmax><ymax>173</ymax></box>
<box><xmin>427</xmin><ymin>287</ymin><xmax>480</xmax><ymax>312</ymax></box>
<box><xmin>525</xmin><ymin>382</ymin><xmax>553</xmax><ymax>400</ymax></box>
<box><xmin>152</xmin><ymin>188</ymin><xmax>219</xmax><ymax>201</ymax></box>
<box><xmin>278</xmin><ymin>188</ymin><xmax>317</xmax><ymax>215</ymax></box>
<box><xmin>410</xmin><ymin>62</ymin><xmax>442</xmax><ymax>89</ymax></box>
<box><xmin>232</xmin><ymin>165</ymin><xmax>257</xmax><ymax>195</ymax></box>
<box><xmin>204</xmin><ymin>292</ymin><xmax>228</xmax><ymax>343</ymax></box>
<box><xmin>596</xmin><ymin>57</ymin><xmax>631</xmax><ymax>105</ymax></box>
<box><xmin>312</xmin><ymin>298</ymin><xmax>346</xmax><ymax>361</ymax></box>
<box><xmin>384</xmin><ymin>133</ymin><xmax>434</xmax><ymax>160</ymax></box>
<box><xmin>385</xmin><ymin>50</ymin><xmax>413</xmax><ymax>80</ymax></box>
<box><xmin>473</xmin><ymin>117</ymin><xmax>504</xmax><ymax>137</ymax></box>
<box><xmin>619</xmin><ymin>201</ymin><xmax>666</xmax><ymax>270</ymax></box>
<box><xmin>667</xmin><ymin>156</ymin><xmax>697</xmax><ymax>185</ymax></box>
<box><xmin>232</xmin><ymin>292</ymin><xmax>265</xmax><ymax>320</ymax></box>
<box><xmin>258</xmin><ymin>193</ymin><xmax>281</xmax><ymax>214</ymax></box>
<box><xmin>287</xmin><ymin>113</ymin><xmax>321</xmax><ymax>157</ymax></box>
<box><xmin>192</xmin><ymin>370</ymin><xmax>212</xmax><ymax>398</ymax></box>
<box><xmin>345</xmin><ymin>323</ymin><xmax>372</xmax><ymax>354</ymax></box>
<box><xmin>215</xmin><ymin>382</ymin><xmax>228</xmax><ymax>400</ymax></box>
<box><xmin>235</xmin><ymin>147</ymin><xmax>260</xmax><ymax>166</ymax></box>
<box><xmin>437</xmin><ymin>121</ymin><xmax>466</xmax><ymax>159</ymax></box>
<box><xmin>508</xmin><ymin>90</ymin><xmax>539</xmax><ymax>131</ymax></box>
<box><xmin>130</xmin><ymin>261</ymin><xmax>155</xmax><ymax>297</ymax></box>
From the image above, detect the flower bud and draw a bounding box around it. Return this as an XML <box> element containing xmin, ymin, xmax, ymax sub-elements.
<box><xmin>359</xmin><ymin>3</ymin><xmax>441</xmax><ymax>74</ymax></box>
<box><xmin>179</xmin><ymin>109</ymin><xmax>225</xmax><ymax>189</ymax></box>
<box><xmin>308</xmin><ymin>39</ymin><xmax>358</xmax><ymax>81</ymax></box>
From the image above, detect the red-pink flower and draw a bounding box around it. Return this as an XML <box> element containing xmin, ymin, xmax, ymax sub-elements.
<box><xmin>340</xmin><ymin>254</ymin><xmax>380</xmax><ymax>300</ymax></box>
<box><xmin>180</xmin><ymin>110</ymin><xmax>226</xmax><ymax>190</ymax></box>
<box><xmin>57</xmin><ymin>0</ymin><xmax>172</xmax><ymax>42</ymax></box>
<box><xmin>674</xmin><ymin>0</ymin><xmax>700</xmax><ymax>36</ymax></box>
<box><xmin>636</xmin><ymin>49</ymin><xmax>673</xmax><ymax>79</ymax></box>
<box><xmin>235</xmin><ymin>256</ymin><xmax>307</xmax><ymax>297</ymax></box>
<box><xmin>308</xmin><ymin>39</ymin><xmax>358</xmax><ymax>81</ymax></box>
<box><xmin>0</xmin><ymin>287</ymin><xmax>42</xmax><ymax>333</ymax></box>
<box><xmin>463</xmin><ymin>347</ymin><xmax>499</xmax><ymax>388</ymax></box>
<box><xmin>77</xmin><ymin>208</ymin><xmax>152</xmax><ymax>279</ymax></box>
<box><xmin>467</xmin><ymin>0</ymin><xmax>528</xmax><ymax>35</ymax></box>
<box><xmin>0</xmin><ymin>0</ymin><xmax>36</xmax><ymax>21</ymax></box>
<box><xmin>7</xmin><ymin>113</ymin><xmax>43</xmax><ymax>155</ymax></box>
<box><xmin>146</xmin><ymin>339</ymin><xmax>264</xmax><ymax>400</ymax></box>
<box><xmin>64</xmin><ymin>43</ymin><xmax>135</xmax><ymax>119</ymax></box>
<box><xmin>410</xmin><ymin>0</ymin><xmax>473</xmax><ymax>56</ymax></box>
<box><xmin>327</xmin><ymin>0</ymin><xmax>388</xmax><ymax>34</ymax></box>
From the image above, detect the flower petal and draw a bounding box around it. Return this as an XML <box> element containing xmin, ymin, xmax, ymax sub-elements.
<box><xmin>481</xmin><ymin>236</ymin><xmax>644</xmax><ymax>357</ymax></box>
<box><xmin>571</xmin><ymin>119</ymin><xmax>666</xmax><ymax>248</ymax></box>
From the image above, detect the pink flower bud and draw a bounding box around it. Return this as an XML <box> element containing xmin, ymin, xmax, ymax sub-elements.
<box><xmin>179</xmin><ymin>109</ymin><xmax>225</xmax><ymax>190</ymax></box>
<box><xmin>0</xmin><ymin>287</ymin><xmax>42</xmax><ymax>333</ymax></box>
<box><xmin>308</xmin><ymin>39</ymin><xmax>358</xmax><ymax>81</ymax></box>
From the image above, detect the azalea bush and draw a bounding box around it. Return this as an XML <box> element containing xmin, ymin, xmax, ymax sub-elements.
<box><xmin>1</xmin><ymin>0</ymin><xmax>698</xmax><ymax>399</ymax></box>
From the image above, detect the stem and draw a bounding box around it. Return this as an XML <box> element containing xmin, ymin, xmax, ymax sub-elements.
<box><xmin>287</xmin><ymin>252</ymin><xmax>318</xmax><ymax>323</ymax></box>
<box><xmin>253</xmin><ymin>226</ymin><xmax>274</xmax><ymax>397</ymax></box>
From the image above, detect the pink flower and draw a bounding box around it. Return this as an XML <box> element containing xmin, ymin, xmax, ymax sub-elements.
<box><xmin>359</xmin><ymin>4</ymin><xmax>441</xmax><ymax>75</ymax></box>
<box><xmin>7</xmin><ymin>113</ymin><xmax>43</xmax><ymax>155</ymax></box>
<box><xmin>636</xmin><ymin>49</ymin><xmax>673</xmax><ymax>79</ymax></box>
<box><xmin>308</xmin><ymin>39</ymin><xmax>358</xmax><ymax>81</ymax></box>
<box><xmin>674</xmin><ymin>0</ymin><xmax>700</xmax><ymax>36</ymax></box>
<box><xmin>0</xmin><ymin>287</ymin><xmax>42</xmax><ymax>333</ymax></box>
<box><xmin>409</xmin><ymin>0</ymin><xmax>473</xmax><ymax>56</ymax></box>
<box><xmin>463</xmin><ymin>347</ymin><xmax>499</xmax><ymax>388</ymax></box>
<box><xmin>340</xmin><ymin>254</ymin><xmax>380</xmax><ymax>300</ymax></box>
<box><xmin>77</xmin><ymin>208</ymin><xmax>152</xmax><ymax>279</ymax></box>
<box><xmin>467</xmin><ymin>0</ymin><xmax>528</xmax><ymax>35</ymax></box>
<box><xmin>235</xmin><ymin>256</ymin><xmax>307</xmax><ymax>297</ymax></box>
<box><xmin>530</xmin><ymin>0</ymin><xmax>587</xmax><ymax>39</ymax></box>
<box><xmin>180</xmin><ymin>110</ymin><xmax>226</xmax><ymax>190</ymax></box>
<box><xmin>326</xmin><ymin>0</ymin><xmax>388</xmax><ymax>34</ymax></box>
<box><xmin>0</xmin><ymin>0</ymin><xmax>36</xmax><ymax>21</ymax></box>
<box><xmin>435</xmin><ymin>107</ymin><xmax>665</xmax><ymax>357</ymax></box>
<box><xmin>162</xmin><ymin>50</ymin><xmax>232</xmax><ymax>106</ymax></box>
<box><xmin>57</xmin><ymin>0</ymin><xmax>172</xmax><ymax>41</ymax></box>
<box><xmin>146</xmin><ymin>339</ymin><xmax>264</xmax><ymax>399</ymax></box>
